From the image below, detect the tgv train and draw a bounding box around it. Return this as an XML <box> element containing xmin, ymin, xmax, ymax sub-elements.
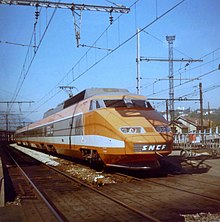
<box><xmin>15</xmin><ymin>88</ymin><xmax>173</xmax><ymax>169</ymax></box>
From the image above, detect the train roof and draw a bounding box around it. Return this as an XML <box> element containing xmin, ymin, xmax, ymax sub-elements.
<box><xmin>44</xmin><ymin>88</ymin><xmax>130</xmax><ymax>118</ymax></box>
<box><xmin>63</xmin><ymin>88</ymin><xmax>130</xmax><ymax>108</ymax></box>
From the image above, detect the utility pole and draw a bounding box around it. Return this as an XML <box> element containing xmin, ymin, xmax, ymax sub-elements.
<box><xmin>0</xmin><ymin>118</ymin><xmax>32</xmax><ymax>127</ymax></box>
<box><xmin>0</xmin><ymin>101</ymin><xmax>34</xmax><ymax>131</ymax></box>
<box><xmin>199</xmin><ymin>82</ymin><xmax>204</xmax><ymax>144</ymax></box>
<box><xmin>0</xmin><ymin>113</ymin><xmax>21</xmax><ymax>131</ymax></box>
<box><xmin>148</xmin><ymin>97</ymin><xmax>200</xmax><ymax>122</ymax></box>
<box><xmin>208</xmin><ymin>102</ymin><xmax>211</xmax><ymax>128</ymax></box>
<box><xmin>140</xmin><ymin>35</ymin><xmax>203</xmax><ymax>123</ymax></box>
<box><xmin>0</xmin><ymin>0</ymin><xmax>130</xmax><ymax>47</ymax></box>
<box><xmin>166</xmin><ymin>35</ymin><xmax>175</xmax><ymax>123</ymax></box>
<box><xmin>166</xmin><ymin>99</ymin><xmax>169</xmax><ymax>121</ymax></box>
<box><xmin>136</xmin><ymin>28</ymin><xmax>141</xmax><ymax>95</ymax></box>
<box><xmin>6</xmin><ymin>113</ymin><xmax>9</xmax><ymax>131</ymax></box>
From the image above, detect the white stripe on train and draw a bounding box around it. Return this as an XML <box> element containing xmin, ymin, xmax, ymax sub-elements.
<box><xmin>19</xmin><ymin>135</ymin><xmax>125</xmax><ymax>148</ymax></box>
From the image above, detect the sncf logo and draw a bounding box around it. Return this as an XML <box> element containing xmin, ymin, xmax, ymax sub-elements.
<box><xmin>142</xmin><ymin>144</ymin><xmax>167</xmax><ymax>151</ymax></box>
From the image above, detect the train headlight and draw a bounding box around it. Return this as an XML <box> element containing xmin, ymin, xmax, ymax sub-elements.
<box><xmin>120</xmin><ymin>127</ymin><xmax>145</xmax><ymax>134</ymax></box>
<box><xmin>154</xmin><ymin>126</ymin><xmax>171</xmax><ymax>133</ymax></box>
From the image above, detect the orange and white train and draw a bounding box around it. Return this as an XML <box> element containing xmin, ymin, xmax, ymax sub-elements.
<box><xmin>15</xmin><ymin>88</ymin><xmax>173</xmax><ymax>169</ymax></box>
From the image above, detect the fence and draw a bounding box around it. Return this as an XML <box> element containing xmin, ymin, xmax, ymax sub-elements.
<box><xmin>173</xmin><ymin>126</ymin><xmax>220</xmax><ymax>150</ymax></box>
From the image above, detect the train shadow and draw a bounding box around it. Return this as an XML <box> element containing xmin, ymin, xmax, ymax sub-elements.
<box><xmin>108</xmin><ymin>155</ymin><xmax>212</xmax><ymax>179</ymax></box>
<box><xmin>12</xmin><ymin>144</ymin><xmax>213</xmax><ymax>179</ymax></box>
<box><xmin>159</xmin><ymin>155</ymin><xmax>212</xmax><ymax>175</ymax></box>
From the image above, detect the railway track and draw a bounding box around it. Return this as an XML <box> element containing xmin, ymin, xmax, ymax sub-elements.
<box><xmin>2</xmin><ymin>144</ymin><xmax>220</xmax><ymax>221</ymax></box>
<box><xmin>146</xmin><ymin>175</ymin><xmax>220</xmax><ymax>203</ymax></box>
<box><xmin>99</xmin><ymin>161</ymin><xmax>220</xmax><ymax>221</ymax></box>
<box><xmin>0</xmin><ymin>144</ymin><xmax>60</xmax><ymax>221</ymax></box>
<box><xmin>2</xmin><ymin>145</ymin><xmax>162</xmax><ymax>222</ymax></box>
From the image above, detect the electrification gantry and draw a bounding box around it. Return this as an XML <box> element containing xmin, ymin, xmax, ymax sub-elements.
<box><xmin>138</xmin><ymin>34</ymin><xmax>203</xmax><ymax>123</ymax></box>
<box><xmin>0</xmin><ymin>0</ymin><xmax>130</xmax><ymax>47</ymax></box>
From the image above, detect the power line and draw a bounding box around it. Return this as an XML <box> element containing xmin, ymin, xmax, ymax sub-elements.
<box><xmin>203</xmin><ymin>84</ymin><xmax>220</xmax><ymax>93</ymax></box>
<box><xmin>21</xmin><ymin>0</ymin><xmax>186</xmax><ymax>120</ymax></box>
<box><xmin>65</xmin><ymin>0</ymin><xmax>186</xmax><ymax>87</ymax></box>
<box><xmin>142</xmin><ymin>30</ymin><xmax>193</xmax><ymax>59</ymax></box>
<box><xmin>5</xmin><ymin>0</ymin><xmax>130</xmax><ymax>112</ymax></box>
<box><xmin>139</xmin><ymin>33</ymin><xmax>202</xmax><ymax>122</ymax></box>
<box><xmin>147</xmin><ymin>67</ymin><xmax>220</xmax><ymax>97</ymax></box>
<box><xmin>0</xmin><ymin>0</ymin><xmax>130</xmax><ymax>47</ymax></box>
<box><xmin>143</xmin><ymin>53</ymin><xmax>220</xmax><ymax>95</ymax></box>
<box><xmin>178</xmin><ymin>83</ymin><xmax>220</xmax><ymax>99</ymax></box>
<box><xmin>28</xmin><ymin>0</ymin><xmax>140</xmax><ymax>113</ymax></box>
<box><xmin>0</xmin><ymin>40</ymin><xmax>35</xmax><ymax>47</ymax></box>
<box><xmin>8</xmin><ymin>3</ymin><xmax>59</xmax><ymax>112</ymax></box>
<box><xmin>199</xmin><ymin>47</ymin><xmax>220</xmax><ymax>60</ymax></box>
<box><xmin>140</xmin><ymin>58</ymin><xmax>202</xmax><ymax>62</ymax></box>
<box><xmin>149</xmin><ymin>81</ymin><xmax>220</xmax><ymax>113</ymax></box>
<box><xmin>0</xmin><ymin>0</ymin><xmax>130</xmax><ymax>12</ymax></box>
<box><xmin>6</xmin><ymin>6</ymin><xmax>44</xmax><ymax>107</ymax></box>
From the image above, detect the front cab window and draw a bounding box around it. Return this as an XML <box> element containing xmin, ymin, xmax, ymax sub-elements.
<box><xmin>104</xmin><ymin>99</ymin><xmax>152</xmax><ymax>109</ymax></box>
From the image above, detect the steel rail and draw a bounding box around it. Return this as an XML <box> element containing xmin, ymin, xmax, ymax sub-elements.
<box><xmin>145</xmin><ymin>177</ymin><xmax>220</xmax><ymax>204</ymax></box>
<box><xmin>8</xmin><ymin>145</ymin><xmax>161</xmax><ymax>222</ymax></box>
<box><xmin>109</xmin><ymin>166</ymin><xmax>220</xmax><ymax>203</ymax></box>
<box><xmin>6</xmin><ymin>149</ymin><xmax>68</xmax><ymax>222</ymax></box>
<box><xmin>46</xmin><ymin>164</ymin><xmax>162</xmax><ymax>222</ymax></box>
<box><xmin>114</xmin><ymin>172</ymin><xmax>143</xmax><ymax>181</ymax></box>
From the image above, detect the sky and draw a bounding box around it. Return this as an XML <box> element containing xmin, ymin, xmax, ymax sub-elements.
<box><xmin>0</xmin><ymin>0</ymin><xmax>220</xmax><ymax>129</ymax></box>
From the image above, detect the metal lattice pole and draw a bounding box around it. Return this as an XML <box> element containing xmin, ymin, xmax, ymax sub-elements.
<box><xmin>166</xmin><ymin>35</ymin><xmax>175</xmax><ymax>123</ymax></box>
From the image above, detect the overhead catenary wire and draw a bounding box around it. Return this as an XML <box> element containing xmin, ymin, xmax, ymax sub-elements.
<box><xmin>8</xmin><ymin>3</ymin><xmax>60</xmax><ymax>112</ymax></box>
<box><xmin>2</xmin><ymin>0</ymin><xmax>219</xmax><ymax>127</ymax></box>
<box><xmin>147</xmin><ymin>66</ymin><xmax>220</xmax><ymax>111</ymax></box>
<box><xmin>139</xmin><ymin>32</ymin><xmax>220</xmax><ymax>94</ymax></box>
<box><xmin>154</xmin><ymin>81</ymin><xmax>220</xmax><ymax>110</ymax></box>
<box><xmin>9</xmin><ymin>29</ymin><xmax>36</xmax><ymax>111</ymax></box>
<box><xmin>27</xmin><ymin>0</ymin><xmax>185</xmax><ymax>120</ymax></box>
<box><xmin>28</xmin><ymin>0</ymin><xmax>140</xmax><ymax>114</ymax></box>
<box><xmin>142</xmin><ymin>30</ymin><xmax>193</xmax><ymax>60</ymax></box>
<box><xmin>178</xmin><ymin>83</ymin><xmax>220</xmax><ymax>99</ymax></box>
<box><xmin>147</xmin><ymin>66</ymin><xmax>220</xmax><ymax>97</ymax></box>
<box><xmin>142</xmin><ymin>49</ymin><xmax>220</xmax><ymax>93</ymax></box>
<box><xmin>0</xmin><ymin>40</ymin><xmax>35</xmax><ymax>47</ymax></box>
<box><xmin>5</xmin><ymin>0</ymin><xmax>219</xmax><ymax>125</ymax></box>
<box><xmin>9</xmin><ymin>6</ymin><xmax>44</xmax><ymax>108</ymax></box>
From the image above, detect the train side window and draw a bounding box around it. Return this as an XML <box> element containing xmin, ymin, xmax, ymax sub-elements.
<box><xmin>46</xmin><ymin>125</ymin><xmax>54</xmax><ymax>136</ymax></box>
<box><xmin>89</xmin><ymin>100</ymin><xmax>102</xmax><ymax>110</ymax></box>
<box><xmin>89</xmin><ymin>100</ymin><xmax>95</xmax><ymax>110</ymax></box>
<box><xmin>74</xmin><ymin>114</ymin><xmax>83</xmax><ymax>135</ymax></box>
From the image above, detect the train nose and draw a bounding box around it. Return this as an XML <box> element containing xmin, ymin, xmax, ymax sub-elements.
<box><xmin>124</xmin><ymin>134</ymin><xmax>172</xmax><ymax>154</ymax></box>
<box><xmin>124</xmin><ymin>134</ymin><xmax>163</xmax><ymax>144</ymax></box>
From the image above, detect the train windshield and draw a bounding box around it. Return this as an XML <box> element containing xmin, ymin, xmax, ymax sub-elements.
<box><xmin>104</xmin><ymin>99</ymin><xmax>152</xmax><ymax>108</ymax></box>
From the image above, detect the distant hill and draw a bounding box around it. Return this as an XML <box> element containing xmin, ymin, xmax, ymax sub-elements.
<box><xmin>159</xmin><ymin>107</ymin><xmax>220</xmax><ymax>128</ymax></box>
<box><xmin>187</xmin><ymin>108</ymin><xmax>220</xmax><ymax>127</ymax></box>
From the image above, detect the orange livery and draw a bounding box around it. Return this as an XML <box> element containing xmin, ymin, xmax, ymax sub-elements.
<box><xmin>15</xmin><ymin>88</ymin><xmax>173</xmax><ymax>169</ymax></box>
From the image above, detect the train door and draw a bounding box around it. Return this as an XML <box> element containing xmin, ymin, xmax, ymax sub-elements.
<box><xmin>69</xmin><ymin>113</ymin><xmax>84</xmax><ymax>149</ymax></box>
